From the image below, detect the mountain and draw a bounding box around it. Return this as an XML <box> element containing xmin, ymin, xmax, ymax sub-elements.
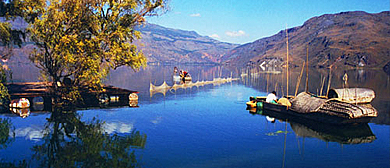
<box><xmin>1</xmin><ymin>19</ymin><xmax>238</xmax><ymax>65</ymax></box>
<box><xmin>222</xmin><ymin>11</ymin><xmax>390</xmax><ymax>68</ymax></box>
<box><xmin>135</xmin><ymin>23</ymin><xmax>238</xmax><ymax>64</ymax></box>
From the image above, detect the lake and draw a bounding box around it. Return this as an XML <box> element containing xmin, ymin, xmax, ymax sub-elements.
<box><xmin>1</xmin><ymin>65</ymin><xmax>389</xmax><ymax>168</ymax></box>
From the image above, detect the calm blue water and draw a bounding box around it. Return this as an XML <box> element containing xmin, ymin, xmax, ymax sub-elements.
<box><xmin>1</xmin><ymin>65</ymin><xmax>389</xmax><ymax>167</ymax></box>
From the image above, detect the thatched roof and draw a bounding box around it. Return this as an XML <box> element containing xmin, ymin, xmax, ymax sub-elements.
<box><xmin>290</xmin><ymin>92</ymin><xmax>327</xmax><ymax>113</ymax></box>
<box><xmin>291</xmin><ymin>92</ymin><xmax>377</xmax><ymax>119</ymax></box>
<box><xmin>328</xmin><ymin>88</ymin><xmax>375</xmax><ymax>103</ymax></box>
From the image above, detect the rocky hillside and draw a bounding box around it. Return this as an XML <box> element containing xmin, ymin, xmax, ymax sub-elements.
<box><xmin>1</xmin><ymin>19</ymin><xmax>238</xmax><ymax>65</ymax></box>
<box><xmin>222</xmin><ymin>11</ymin><xmax>390</xmax><ymax>68</ymax></box>
<box><xmin>135</xmin><ymin>23</ymin><xmax>238</xmax><ymax>64</ymax></box>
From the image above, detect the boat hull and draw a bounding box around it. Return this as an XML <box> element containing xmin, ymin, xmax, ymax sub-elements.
<box><xmin>263</xmin><ymin>102</ymin><xmax>374</xmax><ymax>124</ymax></box>
<box><xmin>247</xmin><ymin>96</ymin><xmax>376</xmax><ymax>125</ymax></box>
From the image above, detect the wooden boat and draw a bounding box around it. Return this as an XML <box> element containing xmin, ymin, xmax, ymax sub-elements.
<box><xmin>173</xmin><ymin>75</ymin><xmax>192</xmax><ymax>82</ymax></box>
<box><xmin>247</xmin><ymin>92</ymin><xmax>377</xmax><ymax>125</ymax></box>
<box><xmin>182</xmin><ymin>75</ymin><xmax>192</xmax><ymax>82</ymax></box>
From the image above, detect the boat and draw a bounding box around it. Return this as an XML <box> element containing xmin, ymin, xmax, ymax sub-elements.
<box><xmin>246</xmin><ymin>91</ymin><xmax>377</xmax><ymax>125</ymax></box>
<box><xmin>173</xmin><ymin>74</ymin><xmax>192</xmax><ymax>82</ymax></box>
<box><xmin>183</xmin><ymin>75</ymin><xmax>192</xmax><ymax>82</ymax></box>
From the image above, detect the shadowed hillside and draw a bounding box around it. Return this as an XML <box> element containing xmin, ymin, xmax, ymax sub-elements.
<box><xmin>222</xmin><ymin>11</ymin><xmax>390</xmax><ymax>69</ymax></box>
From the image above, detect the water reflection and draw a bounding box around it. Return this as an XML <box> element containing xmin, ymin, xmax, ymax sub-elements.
<box><xmin>13</xmin><ymin>125</ymin><xmax>45</xmax><ymax>141</ymax></box>
<box><xmin>0</xmin><ymin>118</ymin><xmax>13</xmax><ymax>149</ymax></box>
<box><xmin>10</xmin><ymin>108</ymin><xmax>30</xmax><ymax>118</ymax></box>
<box><xmin>289</xmin><ymin>122</ymin><xmax>375</xmax><ymax>144</ymax></box>
<box><xmin>0</xmin><ymin>107</ymin><xmax>147</xmax><ymax>167</ymax></box>
<box><xmin>248</xmin><ymin>107</ymin><xmax>376</xmax><ymax>144</ymax></box>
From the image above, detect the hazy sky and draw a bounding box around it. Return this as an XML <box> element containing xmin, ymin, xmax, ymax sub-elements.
<box><xmin>147</xmin><ymin>0</ymin><xmax>390</xmax><ymax>44</ymax></box>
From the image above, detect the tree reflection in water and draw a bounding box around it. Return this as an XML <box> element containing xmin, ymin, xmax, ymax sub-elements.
<box><xmin>2</xmin><ymin>107</ymin><xmax>147</xmax><ymax>168</ymax></box>
<box><xmin>0</xmin><ymin>118</ymin><xmax>13</xmax><ymax>150</ymax></box>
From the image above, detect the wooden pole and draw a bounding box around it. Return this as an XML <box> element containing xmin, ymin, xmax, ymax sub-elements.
<box><xmin>282</xmin><ymin>119</ymin><xmax>288</xmax><ymax>168</ymax></box>
<box><xmin>355</xmin><ymin>67</ymin><xmax>358</xmax><ymax>105</ymax></box>
<box><xmin>295</xmin><ymin>61</ymin><xmax>305</xmax><ymax>97</ymax></box>
<box><xmin>275</xmin><ymin>82</ymin><xmax>278</xmax><ymax>94</ymax></box>
<box><xmin>326</xmin><ymin>65</ymin><xmax>332</xmax><ymax>97</ymax></box>
<box><xmin>286</xmin><ymin>25</ymin><xmax>289</xmax><ymax>97</ymax></box>
<box><xmin>266</xmin><ymin>73</ymin><xmax>270</xmax><ymax>93</ymax></box>
<box><xmin>305</xmin><ymin>46</ymin><xmax>309</xmax><ymax>92</ymax></box>
<box><xmin>320</xmin><ymin>76</ymin><xmax>326</xmax><ymax>96</ymax></box>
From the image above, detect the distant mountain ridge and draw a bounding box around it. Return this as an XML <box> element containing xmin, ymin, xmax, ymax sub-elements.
<box><xmin>3</xmin><ymin>11</ymin><xmax>390</xmax><ymax>69</ymax></box>
<box><xmin>1</xmin><ymin>18</ymin><xmax>238</xmax><ymax>65</ymax></box>
<box><xmin>135</xmin><ymin>23</ymin><xmax>239</xmax><ymax>64</ymax></box>
<box><xmin>222</xmin><ymin>11</ymin><xmax>390</xmax><ymax>68</ymax></box>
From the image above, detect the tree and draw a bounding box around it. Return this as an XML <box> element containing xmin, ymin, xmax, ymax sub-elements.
<box><xmin>1</xmin><ymin>0</ymin><xmax>25</xmax><ymax>51</ymax></box>
<box><xmin>26</xmin><ymin>0</ymin><xmax>166</xmax><ymax>102</ymax></box>
<box><xmin>0</xmin><ymin>0</ymin><xmax>29</xmax><ymax>108</ymax></box>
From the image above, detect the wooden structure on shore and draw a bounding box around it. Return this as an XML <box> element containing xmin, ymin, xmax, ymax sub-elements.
<box><xmin>5</xmin><ymin>82</ymin><xmax>138</xmax><ymax>111</ymax></box>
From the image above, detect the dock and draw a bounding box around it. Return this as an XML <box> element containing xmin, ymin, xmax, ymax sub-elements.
<box><xmin>5</xmin><ymin>82</ymin><xmax>138</xmax><ymax>111</ymax></box>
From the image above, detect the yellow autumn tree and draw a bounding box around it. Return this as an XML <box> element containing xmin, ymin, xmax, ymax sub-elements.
<box><xmin>1</xmin><ymin>0</ymin><xmax>33</xmax><ymax>107</ymax></box>
<box><xmin>26</xmin><ymin>0</ymin><xmax>166</xmax><ymax>103</ymax></box>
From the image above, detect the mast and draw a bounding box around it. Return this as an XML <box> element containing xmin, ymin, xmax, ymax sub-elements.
<box><xmin>326</xmin><ymin>65</ymin><xmax>332</xmax><ymax>97</ymax></box>
<box><xmin>305</xmin><ymin>46</ymin><xmax>309</xmax><ymax>92</ymax></box>
<box><xmin>286</xmin><ymin>25</ymin><xmax>289</xmax><ymax>97</ymax></box>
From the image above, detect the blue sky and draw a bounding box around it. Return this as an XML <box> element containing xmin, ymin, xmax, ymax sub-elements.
<box><xmin>147</xmin><ymin>0</ymin><xmax>390</xmax><ymax>44</ymax></box>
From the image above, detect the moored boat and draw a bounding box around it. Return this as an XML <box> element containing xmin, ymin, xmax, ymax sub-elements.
<box><xmin>247</xmin><ymin>91</ymin><xmax>377</xmax><ymax>125</ymax></box>
<box><xmin>183</xmin><ymin>76</ymin><xmax>192</xmax><ymax>81</ymax></box>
